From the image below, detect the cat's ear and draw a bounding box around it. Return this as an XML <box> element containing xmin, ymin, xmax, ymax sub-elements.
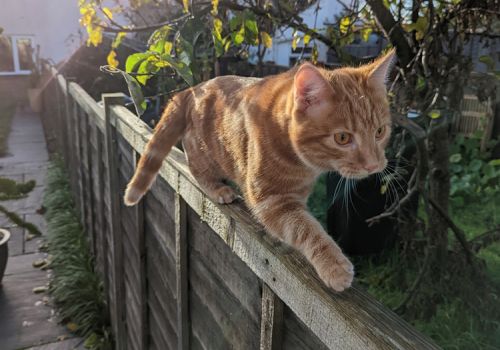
<box><xmin>294</xmin><ymin>63</ymin><xmax>333</xmax><ymax>112</ymax></box>
<box><xmin>368</xmin><ymin>49</ymin><xmax>396</xmax><ymax>88</ymax></box>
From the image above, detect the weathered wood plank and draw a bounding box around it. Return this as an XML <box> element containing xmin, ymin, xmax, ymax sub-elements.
<box><xmin>102</xmin><ymin>93</ymin><xmax>127</xmax><ymax>350</ymax></box>
<box><xmin>175</xmin><ymin>193</ymin><xmax>189</xmax><ymax>350</ymax></box>
<box><xmin>260</xmin><ymin>284</ymin><xmax>284</xmax><ymax>350</ymax></box>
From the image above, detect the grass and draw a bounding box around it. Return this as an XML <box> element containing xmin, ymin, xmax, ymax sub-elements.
<box><xmin>44</xmin><ymin>158</ymin><xmax>112</xmax><ymax>350</ymax></box>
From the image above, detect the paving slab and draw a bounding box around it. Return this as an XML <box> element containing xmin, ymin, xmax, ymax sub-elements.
<box><xmin>0</xmin><ymin>109</ymin><xmax>82</xmax><ymax>350</ymax></box>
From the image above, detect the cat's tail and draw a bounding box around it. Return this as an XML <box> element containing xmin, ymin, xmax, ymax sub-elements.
<box><xmin>124</xmin><ymin>94</ymin><xmax>187</xmax><ymax>206</ymax></box>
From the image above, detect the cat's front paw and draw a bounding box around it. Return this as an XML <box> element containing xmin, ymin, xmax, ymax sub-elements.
<box><xmin>316</xmin><ymin>253</ymin><xmax>354</xmax><ymax>292</ymax></box>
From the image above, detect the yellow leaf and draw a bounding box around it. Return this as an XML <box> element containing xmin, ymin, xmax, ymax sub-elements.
<box><xmin>211</xmin><ymin>0</ymin><xmax>219</xmax><ymax>15</ymax></box>
<box><xmin>312</xmin><ymin>43</ymin><xmax>318</xmax><ymax>64</ymax></box>
<box><xmin>214</xmin><ymin>18</ymin><xmax>223</xmax><ymax>35</ymax></box>
<box><xmin>261</xmin><ymin>31</ymin><xmax>272</xmax><ymax>48</ymax></box>
<box><xmin>87</xmin><ymin>25</ymin><xmax>103</xmax><ymax>47</ymax></box>
<box><xmin>361</xmin><ymin>27</ymin><xmax>372</xmax><ymax>42</ymax></box>
<box><xmin>107</xmin><ymin>50</ymin><xmax>119</xmax><ymax>68</ymax></box>
<box><xmin>340</xmin><ymin>16</ymin><xmax>351</xmax><ymax>34</ymax></box>
<box><xmin>303</xmin><ymin>34</ymin><xmax>311</xmax><ymax>45</ymax></box>
<box><xmin>103</xmin><ymin>7</ymin><xmax>113</xmax><ymax>19</ymax></box>
<box><xmin>164</xmin><ymin>41</ymin><xmax>173</xmax><ymax>54</ymax></box>
<box><xmin>291</xmin><ymin>31</ymin><xmax>300</xmax><ymax>50</ymax></box>
<box><xmin>183</xmin><ymin>0</ymin><xmax>189</xmax><ymax>13</ymax></box>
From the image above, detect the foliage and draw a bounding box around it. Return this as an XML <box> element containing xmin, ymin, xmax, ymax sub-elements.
<box><xmin>0</xmin><ymin>177</ymin><xmax>36</xmax><ymax>200</ymax></box>
<box><xmin>449</xmin><ymin>134</ymin><xmax>500</xmax><ymax>204</ymax></box>
<box><xmin>44</xmin><ymin>158</ymin><xmax>112</xmax><ymax>350</ymax></box>
<box><xmin>78</xmin><ymin>0</ymin><xmax>333</xmax><ymax>112</ymax></box>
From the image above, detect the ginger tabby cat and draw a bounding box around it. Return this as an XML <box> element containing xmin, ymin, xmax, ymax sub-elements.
<box><xmin>124</xmin><ymin>50</ymin><xmax>396</xmax><ymax>291</ymax></box>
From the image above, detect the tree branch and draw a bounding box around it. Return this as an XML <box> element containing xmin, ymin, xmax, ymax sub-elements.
<box><xmin>365</xmin><ymin>0</ymin><xmax>413</xmax><ymax>67</ymax></box>
<box><xmin>470</xmin><ymin>226</ymin><xmax>500</xmax><ymax>253</ymax></box>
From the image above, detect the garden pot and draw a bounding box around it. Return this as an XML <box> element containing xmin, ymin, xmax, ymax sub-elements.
<box><xmin>28</xmin><ymin>87</ymin><xmax>43</xmax><ymax>113</ymax></box>
<box><xmin>0</xmin><ymin>228</ymin><xmax>10</xmax><ymax>285</ymax></box>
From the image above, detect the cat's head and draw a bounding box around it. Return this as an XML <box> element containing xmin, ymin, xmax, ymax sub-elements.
<box><xmin>290</xmin><ymin>49</ymin><xmax>396</xmax><ymax>179</ymax></box>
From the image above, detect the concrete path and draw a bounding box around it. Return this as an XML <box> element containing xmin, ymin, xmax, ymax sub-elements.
<box><xmin>0</xmin><ymin>108</ymin><xmax>83</xmax><ymax>349</ymax></box>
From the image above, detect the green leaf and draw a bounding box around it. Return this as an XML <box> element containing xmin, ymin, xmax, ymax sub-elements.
<box><xmin>489</xmin><ymin>159</ymin><xmax>500</xmax><ymax>166</ymax></box>
<box><xmin>232</xmin><ymin>26</ymin><xmax>245</xmax><ymax>45</ymax></box>
<box><xmin>244</xmin><ymin>19</ymin><xmax>258</xmax><ymax>35</ymax></box>
<box><xmin>125</xmin><ymin>53</ymin><xmax>150</xmax><ymax>73</ymax></box>
<box><xmin>160</xmin><ymin>54</ymin><xmax>194</xmax><ymax>85</ymax></box>
<box><xmin>120</xmin><ymin>71</ymin><xmax>146</xmax><ymax>115</ymax></box>
<box><xmin>136</xmin><ymin>59</ymin><xmax>152</xmax><ymax>85</ymax></box>
<box><xmin>150</xmin><ymin>38</ymin><xmax>165</xmax><ymax>54</ymax></box>
<box><xmin>470</xmin><ymin>159</ymin><xmax>482</xmax><ymax>171</ymax></box>
<box><xmin>229</xmin><ymin>15</ymin><xmax>242</xmax><ymax>31</ymax></box>
<box><xmin>429</xmin><ymin>110</ymin><xmax>441</xmax><ymax>119</ymax></box>
<box><xmin>479</xmin><ymin>55</ymin><xmax>495</xmax><ymax>71</ymax></box>
<box><xmin>450</xmin><ymin>154</ymin><xmax>462</xmax><ymax>163</ymax></box>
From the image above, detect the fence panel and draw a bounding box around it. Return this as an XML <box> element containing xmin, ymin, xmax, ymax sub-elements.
<box><xmin>41</xmin><ymin>69</ymin><xmax>441</xmax><ymax>350</ymax></box>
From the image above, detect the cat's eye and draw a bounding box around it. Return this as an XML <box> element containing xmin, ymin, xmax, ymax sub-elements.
<box><xmin>334</xmin><ymin>132</ymin><xmax>352</xmax><ymax>146</ymax></box>
<box><xmin>375</xmin><ymin>126</ymin><xmax>386</xmax><ymax>139</ymax></box>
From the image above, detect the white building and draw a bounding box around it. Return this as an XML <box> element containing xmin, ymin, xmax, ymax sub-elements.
<box><xmin>0</xmin><ymin>0</ymin><xmax>82</xmax><ymax>76</ymax></box>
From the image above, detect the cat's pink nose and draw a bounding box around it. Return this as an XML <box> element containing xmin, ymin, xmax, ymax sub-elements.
<box><xmin>364</xmin><ymin>163</ymin><xmax>379</xmax><ymax>173</ymax></box>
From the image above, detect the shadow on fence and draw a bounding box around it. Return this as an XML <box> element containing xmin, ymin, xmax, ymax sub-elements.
<box><xmin>40</xmin><ymin>67</ymin><xmax>440</xmax><ymax>350</ymax></box>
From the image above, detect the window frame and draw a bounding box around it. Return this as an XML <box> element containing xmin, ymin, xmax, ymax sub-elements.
<box><xmin>0</xmin><ymin>35</ymin><xmax>35</xmax><ymax>76</ymax></box>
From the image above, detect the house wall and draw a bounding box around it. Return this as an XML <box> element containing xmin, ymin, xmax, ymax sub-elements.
<box><xmin>0</xmin><ymin>0</ymin><xmax>82</xmax><ymax>64</ymax></box>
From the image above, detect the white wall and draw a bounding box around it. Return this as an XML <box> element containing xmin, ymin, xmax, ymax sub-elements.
<box><xmin>0</xmin><ymin>0</ymin><xmax>82</xmax><ymax>64</ymax></box>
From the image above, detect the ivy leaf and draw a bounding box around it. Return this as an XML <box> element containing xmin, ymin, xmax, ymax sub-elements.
<box><xmin>261</xmin><ymin>31</ymin><xmax>272</xmax><ymax>48</ymax></box>
<box><xmin>125</xmin><ymin>52</ymin><xmax>150</xmax><ymax>73</ymax></box>
<box><xmin>106</xmin><ymin>50</ymin><xmax>119</xmax><ymax>68</ymax></box>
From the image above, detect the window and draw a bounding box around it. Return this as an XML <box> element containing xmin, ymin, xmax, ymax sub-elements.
<box><xmin>0</xmin><ymin>35</ymin><xmax>35</xmax><ymax>75</ymax></box>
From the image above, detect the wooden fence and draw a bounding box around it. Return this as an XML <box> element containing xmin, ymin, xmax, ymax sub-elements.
<box><xmin>40</xmin><ymin>68</ymin><xmax>440</xmax><ymax>350</ymax></box>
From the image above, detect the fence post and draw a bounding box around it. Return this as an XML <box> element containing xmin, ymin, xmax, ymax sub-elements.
<box><xmin>175</xmin><ymin>191</ymin><xmax>189</xmax><ymax>350</ymax></box>
<box><xmin>103</xmin><ymin>93</ymin><xmax>126</xmax><ymax>350</ymax></box>
<box><xmin>260</xmin><ymin>284</ymin><xmax>284</xmax><ymax>350</ymax></box>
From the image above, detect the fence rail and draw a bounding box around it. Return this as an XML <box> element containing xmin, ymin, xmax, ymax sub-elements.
<box><xmin>41</xmin><ymin>68</ymin><xmax>440</xmax><ymax>350</ymax></box>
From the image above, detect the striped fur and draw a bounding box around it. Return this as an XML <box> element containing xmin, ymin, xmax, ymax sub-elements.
<box><xmin>124</xmin><ymin>50</ymin><xmax>396</xmax><ymax>291</ymax></box>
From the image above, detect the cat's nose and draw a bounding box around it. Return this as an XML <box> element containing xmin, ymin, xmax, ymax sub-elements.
<box><xmin>363</xmin><ymin>163</ymin><xmax>379</xmax><ymax>173</ymax></box>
